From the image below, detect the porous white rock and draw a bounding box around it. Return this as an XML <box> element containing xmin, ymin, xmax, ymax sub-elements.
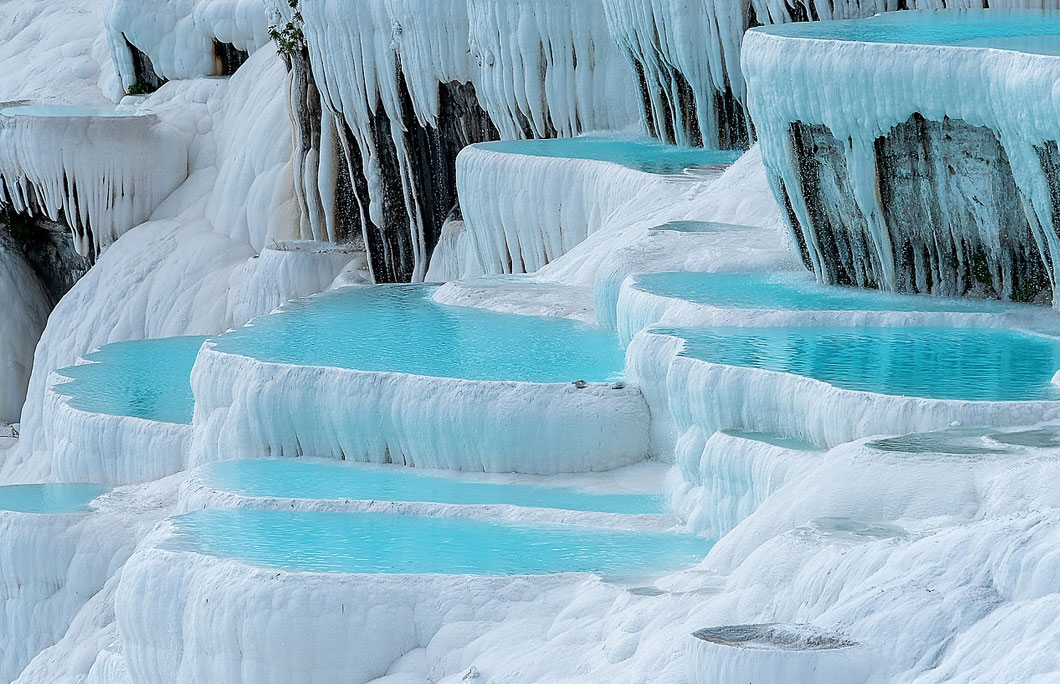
<box><xmin>104</xmin><ymin>0</ymin><xmax>269</xmax><ymax>89</ymax></box>
<box><xmin>0</xmin><ymin>107</ymin><xmax>189</xmax><ymax>258</ymax></box>
<box><xmin>457</xmin><ymin>145</ymin><xmax>682</xmax><ymax>276</ymax></box>
<box><xmin>669</xmin><ymin>430</ymin><xmax>820</xmax><ymax>538</ymax></box>
<box><xmin>189</xmin><ymin>343</ymin><xmax>650</xmax><ymax>474</ymax></box>
<box><xmin>743</xmin><ymin>9</ymin><xmax>1060</xmax><ymax>303</ymax></box>
<box><xmin>0</xmin><ymin>500</ymin><xmax>135</xmax><ymax>684</ymax></box>
<box><xmin>0</xmin><ymin>0</ymin><xmax>112</xmax><ymax>105</ymax></box>
<box><xmin>116</xmin><ymin>535</ymin><xmax>577</xmax><ymax>684</ymax></box>
<box><xmin>42</xmin><ymin>370</ymin><xmax>191</xmax><ymax>486</ymax></box>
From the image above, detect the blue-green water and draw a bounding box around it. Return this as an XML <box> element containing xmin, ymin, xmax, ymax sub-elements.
<box><xmin>720</xmin><ymin>429</ymin><xmax>823</xmax><ymax>452</ymax></box>
<box><xmin>475</xmin><ymin>137</ymin><xmax>742</xmax><ymax>175</ymax></box>
<box><xmin>53</xmin><ymin>337</ymin><xmax>207</xmax><ymax>424</ymax></box>
<box><xmin>202</xmin><ymin>460</ymin><xmax>665</xmax><ymax>514</ymax></box>
<box><xmin>635</xmin><ymin>272</ymin><xmax>1013</xmax><ymax>313</ymax></box>
<box><xmin>165</xmin><ymin>509</ymin><xmax>711</xmax><ymax>575</ymax></box>
<box><xmin>660</xmin><ymin>326</ymin><xmax>1060</xmax><ymax>401</ymax></box>
<box><xmin>870</xmin><ymin>428</ymin><xmax>1013</xmax><ymax>455</ymax></box>
<box><xmin>757</xmin><ymin>10</ymin><xmax>1060</xmax><ymax>53</ymax></box>
<box><xmin>210</xmin><ymin>285</ymin><xmax>625</xmax><ymax>382</ymax></box>
<box><xmin>0</xmin><ymin>484</ymin><xmax>110</xmax><ymax>514</ymax></box>
<box><xmin>871</xmin><ymin>425</ymin><xmax>1060</xmax><ymax>454</ymax></box>
<box><xmin>652</xmin><ymin>221</ymin><xmax>754</xmax><ymax>234</ymax></box>
<box><xmin>1</xmin><ymin>105</ymin><xmax>125</xmax><ymax>117</ymax></box>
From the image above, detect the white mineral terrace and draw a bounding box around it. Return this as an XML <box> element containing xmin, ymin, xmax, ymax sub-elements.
<box><xmin>0</xmin><ymin>102</ymin><xmax>188</xmax><ymax>257</ymax></box>
<box><xmin>10</xmin><ymin>3</ymin><xmax>1060</xmax><ymax>683</ymax></box>
<box><xmin>189</xmin><ymin>342</ymin><xmax>650</xmax><ymax>474</ymax></box>
<box><xmin>744</xmin><ymin>9</ymin><xmax>1060</xmax><ymax>301</ymax></box>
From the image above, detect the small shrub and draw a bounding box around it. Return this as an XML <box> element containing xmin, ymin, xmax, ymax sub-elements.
<box><xmin>269</xmin><ymin>0</ymin><xmax>305</xmax><ymax>57</ymax></box>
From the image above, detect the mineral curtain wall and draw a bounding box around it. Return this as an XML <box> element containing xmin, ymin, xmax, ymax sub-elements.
<box><xmin>281</xmin><ymin>0</ymin><xmax>639</xmax><ymax>283</ymax></box>
<box><xmin>744</xmin><ymin>10</ymin><xmax>1060</xmax><ymax>304</ymax></box>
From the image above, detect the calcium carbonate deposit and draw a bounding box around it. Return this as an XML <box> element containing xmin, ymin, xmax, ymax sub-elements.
<box><xmin>5</xmin><ymin>3</ymin><xmax>1060</xmax><ymax>684</ymax></box>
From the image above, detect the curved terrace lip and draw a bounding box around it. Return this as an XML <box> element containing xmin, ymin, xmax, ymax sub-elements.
<box><xmin>0</xmin><ymin>100</ymin><xmax>156</xmax><ymax>122</ymax></box>
<box><xmin>0</xmin><ymin>483</ymin><xmax>111</xmax><ymax>515</ymax></box>
<box><xmin>747</xmin><ymin>8</ymin><xmax>1060</xmax><ymax>55</ymax></box>
<box><xmin>155</xmin><ymin>542</ymin><xmax>603</xmax><ymax>581</ymax></box>
<box><xmin>198</xmin><ymin>341</ymin><xmax>623</xmax><ymax>387</ymax></box>
<box><xmin>628</xmin><ymin>271</ymin><xmax>1027</xmax><ymax>315</ymax></box>
<box><xmin>644</xmin><ymin>326</ymin><xmax>1060</xmax><ymax>405</ymax></box>
<box><xmin>468</xmin><ymin>137</ymin><xmax>743</xmax><ymax>173</ymax></box>
<box><xmin>156</xmin><ymin>511</ymin><xmax>710</xmax><ymax>577</ymax></box>
<box><xmin>202</xmin><ymin>285</ymin><xmax>627</xmax><ymax>386</ymax></box>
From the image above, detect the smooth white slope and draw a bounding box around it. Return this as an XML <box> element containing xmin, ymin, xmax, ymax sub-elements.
<box><xmin>8</xmin><ymin>49</ymin><xmax>355</xmax><ymax>480</ymax></box>
<box><xmin>0</xmin><ymin>244</ymin><xmax>49</xmax><ymax>424</ymax></box>
<box><xmin>0</xmin><ymin>0</ymin><xmax>111</xmax><ymax>104</ymax></box>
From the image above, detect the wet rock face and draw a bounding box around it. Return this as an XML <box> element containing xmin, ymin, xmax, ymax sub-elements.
<box><xmin>336</xmin><ymin>76</ymin><xmax>498</xmax><ymax>284</ymax></box>
<box><xmin>788</xmin><ymin>122</ymin><xmax>876</xmax><ymax>288</ymax></box>
<box><xmin>877</xmin><ymin>115</ymin><xmax>1047</xmax><ymax>300</ymax></box>
<box><xmin>621</xmin><ymin>43</ymin><xmax>750</xmax><ymax>151</ymax></box>
<box><xmin>1034</xmin><ymin>140</ymin><xmax>1060</xmax><ymax>285</ymax></box>
<box><xmin>783</xmin><ymin>115</ymin><xmax>1052</xmax><ymax>302</ymax></box>
<box><xmin>1</xmin><ymin>209</ymin><xmax>89</xmax><ymax>306</ymax></box>
<box><xmin>212</xmin><ymin>40</ymin><xmax>249</xmax><ymax>76</ymax></box>
<box><xmin>124</xmin><ymin>36</ymin><xmax>166</xmax><ymax>92</ymax></box>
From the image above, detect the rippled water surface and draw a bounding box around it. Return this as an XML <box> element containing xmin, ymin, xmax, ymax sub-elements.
<box><xmin>166</xmin><ymin>509</ymin><xmax>712</xmax><ymax>575</ymax></box>
<box><xmin>660</xmin><ymin>326</ymin><xmax>1060</xmax><ymax>401</ymax></box>
<box><xmin>758</xmin><ymin>10</ymin><xmax>1060</xmax><ymax>54</ymax></box>
<box><xmin>210</xmin><ymin>285</ymin><xmax>625</xmax><ymax>383</ymax></box>
<box><xmin>636</xmin><ymin>272</ymin><xmax>1014</xmax><ymax>313</ymax></box>
<box><xmin>0</xmin><ymin>484</ymin><xmax>110</xmax><ymax>514</ymax></box>
<box><xmin>475</xmin><ymin>137</ymin><xmax>742</xmax><ymax>174</ymax></box>
<box><xmin>53</xmin><ymin>336</ymin><xmax>206</xmax><ymax>424</ymax></box>
<box><xmin>204</xmin><ymin>460</ymin><xmax>665</xmax><ymax>514</ymax></box>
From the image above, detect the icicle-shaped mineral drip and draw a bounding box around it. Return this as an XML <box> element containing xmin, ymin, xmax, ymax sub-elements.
<box><xmin>744</xmin><ymin>10</ymin><xmax>1060</xmax><ymax>304</ymax></box>
<box><xmin>0</xmin><ymin>109</ymin><xmax>188</xmax><ymax>259</ymax></box>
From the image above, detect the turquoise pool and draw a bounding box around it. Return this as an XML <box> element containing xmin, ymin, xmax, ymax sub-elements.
<box><xmin>165</xmin><ymin>509</ymin><xmax>711</xmax><ymax>575</ymax></box>
<box><xmin>634</xmin><ymin>272</ymin><xmax>1012</xmax><ymax>313</ymax></box>
<box><xmin>474</xmin><ymin>137</ymin><xmax>742</xmax><ymax>175</ymax></box>
<box><xmin>209</xmin><ymin>285</ymin><xmax>625</xmax><ymax>383</ymax></box>
<box><xmin>1</xmin><ymin>104</ymin><xmax>126</xmax><ymax>117</ymax></box>
<box><xmin>53</xmin><ymin>336</ymin><xmax>207</xmax><ymax>424</ymax></box>
<box><xmin>0</xmin><ymin>484</ymin><xmax>109</xmax><ymax>514</ymax></box>
<box><xmin>201</xmin><ymin>460</ymin><xmax>665</xmax><ymax>514</ymax></box>
<box><xmin>659</xmin><ymin>326</ymin><xmax>1060</xmax><ymax>401</ymax></box>
<box><xmin>756</xmin><ymin>10</ymin><xmax>1060</xmax><ymax>54</ymax></box>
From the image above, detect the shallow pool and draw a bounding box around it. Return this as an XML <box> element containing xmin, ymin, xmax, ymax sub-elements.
<box><xmin>871</xmin><ymin>425</ymin><xmax>1060</xmax><ymax>454</ymax></box>
<box><xmin>474</xmin><ymin>137</ymin><xmax>742</xmax><ymax>175</ymax></box>
<box><xmin>202</xmin><ymin>460</ymin><xmax>665</xmax><ymax>514</ymax></box>
<box><xmin>1</xmin><ymin>104</ymin><xmax>127</xmax><ymax>117</ymax></box>
<box><xmin>720</xmin><ymin>429</ymin><xmax>822</xmax><ymax>452</ymax></box>
<box><xmin>635</xmin><ymin>272</ymin><xmax>1013</xmax><ymax>313</ymax></box>
<box><xmin>209</xmin><ymin>285</ymin><xmax>625</xmax><ymax>383</ymax></box>
<box><xmin>0</xmin><ymin>484</ymin><xmax>110</xmax><ymax>514</ymax></box>
<box><xmin>165</xmin><ymin>509</ymin><xmax>711</xmax><ymax>575</ymax></box>
<box><xmin>660</xmin><ymin>326</ymin><xmax>1060</xmax><ymax>401</ymax></box>
<box><xmin>756</xmin><ymin>9</ymin><xmax>1060</xmax><ymax>55</ymax></box>
<box><xmin>652</xmin><ymin>221</ymin><xmax>754</xmax><ymax>234</ymax></box>
<box><xmin>53</xmin><ymin>337</ymin><xmax>207</xmax><ymax>424</ymax></box>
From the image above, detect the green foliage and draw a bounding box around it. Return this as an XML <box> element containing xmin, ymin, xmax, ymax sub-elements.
<box><xmin>268</xmin><ymin>0</ymin><xmax>305</xmax><ymax>57</ymax></box>
<box><xmin>126</xmin><ymin>82</ymin><xmax>156</xmax><ymax>96</ymax></box>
